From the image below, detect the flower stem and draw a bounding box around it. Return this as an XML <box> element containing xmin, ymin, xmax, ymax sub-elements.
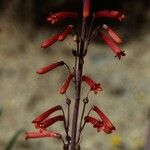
<box><xmin>77</xmin><ymin>101</ymin><xmax>87</xmax><ymax>144</ymax></box>
<box><xmin>70</xmin><ymin>17</ymin><xmax>87</xmax><ymax>150</ymax></box>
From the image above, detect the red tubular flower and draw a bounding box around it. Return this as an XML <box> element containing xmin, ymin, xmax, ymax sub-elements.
<box><xmin>82</xmin><ymin>75</ymin><xmax>102</xmax><ymax>94</ymax></box>
<box><xmin>36</xmin><ymin>61</ymin><xmax>64</xmax><ymax>74</ymax></box>
<box><xmin>47</xmin><ymin>12</ymin><xmax>78</xmax><ymax>24</ymax></box>
<box><xmin>36</xmin><ymin>115</ymin><xmax>65</xmax><ymax>130</ymax></box>
<box><xmin>32</xmin><ymin>105</ymin><xmax>62</xmax><ymax>124</ymax></box>
<box><xmin>85</xmin><ymin>116</ymin><xmax>102</xmax><ymax>127</ymax></box>
<box><xmin>41</xmin><ymin>33</ymin><xmax>60</xmax><ymax>48</ymax></box>
<box><xmin>84</xmin><ymin>116</ymin><xmax>104</xmax><ymax>132</ymax></box>
<box><xmin>25</xmin><ymin>130</ymin><xmax>62</xmax><ymax>140</ymax></box>
<box><xmin>83</xmin><ymin>0</ymin><xmax>91</xmax><ymax>18</ymax></box>
<box><xmin>58</xmin><ymin>25</ymin><xmax>73</xmax><ymax>41</ymax></box>
<box><xmin>92</xmin><ymin>106</ymin><xmax>116</xmax><ymax>134</ymax></box>
<box><xmin>60</xmin><ymin>73</ymin><xmax>74</xmax><ymax>94</ymax></box>
<box><xmin>94</xmin><ymin>10</ymin><xmax>125</xmax><ymax>21</ymax></box>
<box><xmin>103</xmin><ymin>24</ymin><xmax>122</xmax><ymax>44</ymax></box>
<box><xmin>99</xmin><ymin>32</ymin><xmax>125</xmax><ymax>59</ymax></box>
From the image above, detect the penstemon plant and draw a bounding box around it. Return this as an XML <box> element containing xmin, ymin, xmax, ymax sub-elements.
<box><xmin>25</xmin><ymin>0</ymin><xmax>126</xmax><ymax>150</ymax></box>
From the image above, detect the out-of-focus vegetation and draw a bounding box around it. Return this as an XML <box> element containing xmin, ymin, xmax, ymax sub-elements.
<box><xmin>0</xmin><ymin>0</ymin><xmax>150</xmax><ymax>150</ymax></box>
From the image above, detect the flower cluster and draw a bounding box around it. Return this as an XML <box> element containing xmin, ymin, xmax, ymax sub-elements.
<box><xmin>26</xmin><ymin>0</ymin><xmax>126</xmax><ymax>149</ymax></box>
<box><xmin>25</xmin><ymin>105</ymin><xmax>64</xmax><ymax>139</ymax></box>
<box><xmin>84</xmin><ymin>106</ymin><xmax>116</xmax><ymax>134</ymax></box>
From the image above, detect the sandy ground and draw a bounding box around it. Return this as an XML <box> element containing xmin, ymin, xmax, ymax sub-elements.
<box><xmin>0</xmin><ymin>17</ymin><xmax>150</xmax><ymax>150</ymax></box>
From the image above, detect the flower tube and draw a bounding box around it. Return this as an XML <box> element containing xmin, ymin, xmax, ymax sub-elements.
<box><xmin>36</xmin><ymin>61</ymin><xmax>64</xmax><ymax>74</ymax></box>
<box><xmin>47</xmin><ymin>12</ymin><xmax>78</xmax><ymax>24</ymax></box>
<box><xmin>82</xmin><ymin>75</ymin><xmax>102</xmax><ymax>94</ymax></box>
<box><xmin>99</xmin><ymin>32</ymin><xmax>125</xmax><ymax>59</ymax></box>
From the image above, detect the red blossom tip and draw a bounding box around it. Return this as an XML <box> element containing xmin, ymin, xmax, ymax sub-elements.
<box><xmin>32</xmin><ymin>105</ymin><xmax>62</xmax><ymax>124</ymax></box>
<box><xmin>82</xmin><ymin>75</ymin><xmax>102</xmax><ymax>94</ymax></box>
<box><xmin>25</xmin><ymin>131</ymin><xmax>62</xmax><ymax>140</ymax></box>
<box><xmin>103</xmin><ymin>24</ymin><xmax>122</xmax><ymax>44</ymax></box>
<box><xmin>36</xmin><ymin>61</ymin><xmax>64</xmax><ymax>74</ymax></box>
<box><xmin>94</xmin><ymin>10</ymin><xmax>125</xmax><ymax>21</ymax></box>
<box><xmin>60</xmin><ymin>73</ymin><xmax>74</xmax><ymax>94</ymax></box>
<box><xmin>92</xmin><ymin>106</ymin><xmax>116</xmax><ymax>133</ymax></box>
<box><xmin>99</xmin><ymin>32</ymin><xmax>125</xmax><ymax>59</ymax></box>
<box><xmin>58</xmin><ymin>25</ymin><xmax>73</xmax><ymax>41</ymax></box>
<box><xmin>36</xmin><ymin>115</ymin><xmax>65</xmax><ymax>130</ymax></box>
<box><xmin>83</xmin><ymin>0</ymin><xmax>91</xmax><ymax>18</ymax></box>
<box><xmin>47</xmin><ymin>12</ymin><xmax>78</xmax><ymax>24</ymax></box>
<box><xmin>41</xmin><ymin>33</ymin><xmax>60</xmax><ymax>48</ymax></box>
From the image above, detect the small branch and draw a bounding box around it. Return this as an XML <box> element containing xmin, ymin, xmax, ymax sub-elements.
<box><xmin>79</xmin><ymin>107</ymin><xmax>92</xmax><ymax>137</ymax></box>
<box><xmin>64</xmin><ymin>63</ymin><xmax>71</xmax><ymax>73</ymax></box>
<box><xmin>77</xmin><ymin>97</ymin><xmax>89</xmax><ymax>143</ymax></box>
<box><xmin>90</xmin><ymin>26</ymin><xmax>101</xmax><ymax>42</ymax></box>
<box><xmin>65</xmin><ymin>97</ymin><xmax>71</xmax><ymax>131</ymax></box>
<box><xmin>61</xmin><ymin>108</ymin><xmax>70</xmax><ymax>145</ymax></box>
<box><xmin>84</xmin><ymin>16</ymin><xmax>95</xmax><ymax>56</ymax></box>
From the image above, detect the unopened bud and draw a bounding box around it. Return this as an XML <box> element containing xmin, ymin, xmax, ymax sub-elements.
<box><xmin>66</xmin><ymin>98</ymin><xmax>71</xmax><ymax>105</ymax></box>
<box><xmin>83</xmin><ymin>97</ymin><xmax>89</xmax><ymax>104</ymax></box>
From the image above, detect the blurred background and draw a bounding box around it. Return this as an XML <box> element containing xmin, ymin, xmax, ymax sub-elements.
<box><xmin>0</xmin><ymin>0</ymin><xmax>150</xmax><ymax>149</ymax></box>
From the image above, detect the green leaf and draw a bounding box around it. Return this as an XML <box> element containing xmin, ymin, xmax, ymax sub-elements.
<box><xmin>5</xmin><ymin>129</ymin><xmax>25</xmax><ymax>150</ymax></box>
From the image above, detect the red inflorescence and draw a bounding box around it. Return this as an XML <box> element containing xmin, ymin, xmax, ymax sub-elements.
<box><xmin>26</xmin><ymin>0</ymin><xmax>127</xmax><ymax>144</ymax></box>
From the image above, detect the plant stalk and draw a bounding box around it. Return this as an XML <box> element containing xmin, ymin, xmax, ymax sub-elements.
<box><xmin>70</xmin><ymin>17</ymin><xmax>87</xmax><ymax>150</ymax></box>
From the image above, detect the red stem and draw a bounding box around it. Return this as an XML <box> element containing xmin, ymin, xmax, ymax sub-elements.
<box><xmin>70</xmin><ymin>17</ymin><xmax>87</xmax><ymax>150</ymax></box>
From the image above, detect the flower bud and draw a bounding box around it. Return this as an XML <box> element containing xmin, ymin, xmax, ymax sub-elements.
<box><xmin>41</xmin><ymin>33</ymin><xmax>60</xmax><ymax>48</ymax></box>
<box><xmin>36</xmin><ymin>61</ymin><xmax>64</xmax><ymax>74</ymax></box>
<box><xmin>83</xmin><ymin>0</ymin><xmax>91</xmax><ymax>18</ymax></box>
<box><xmin>47</xmin><ymin>12</ymin><xmax>78</xmax><ymax>24</ymax></box>
<box><xmin>58</xmin><ymin>25</ymin><xmax>73</xmax><ymax>41</ymax></box>
<box><xmin>60</xmin><ymin>73</ymin><xmax>74</xmax><ymax>94</ymax></box>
